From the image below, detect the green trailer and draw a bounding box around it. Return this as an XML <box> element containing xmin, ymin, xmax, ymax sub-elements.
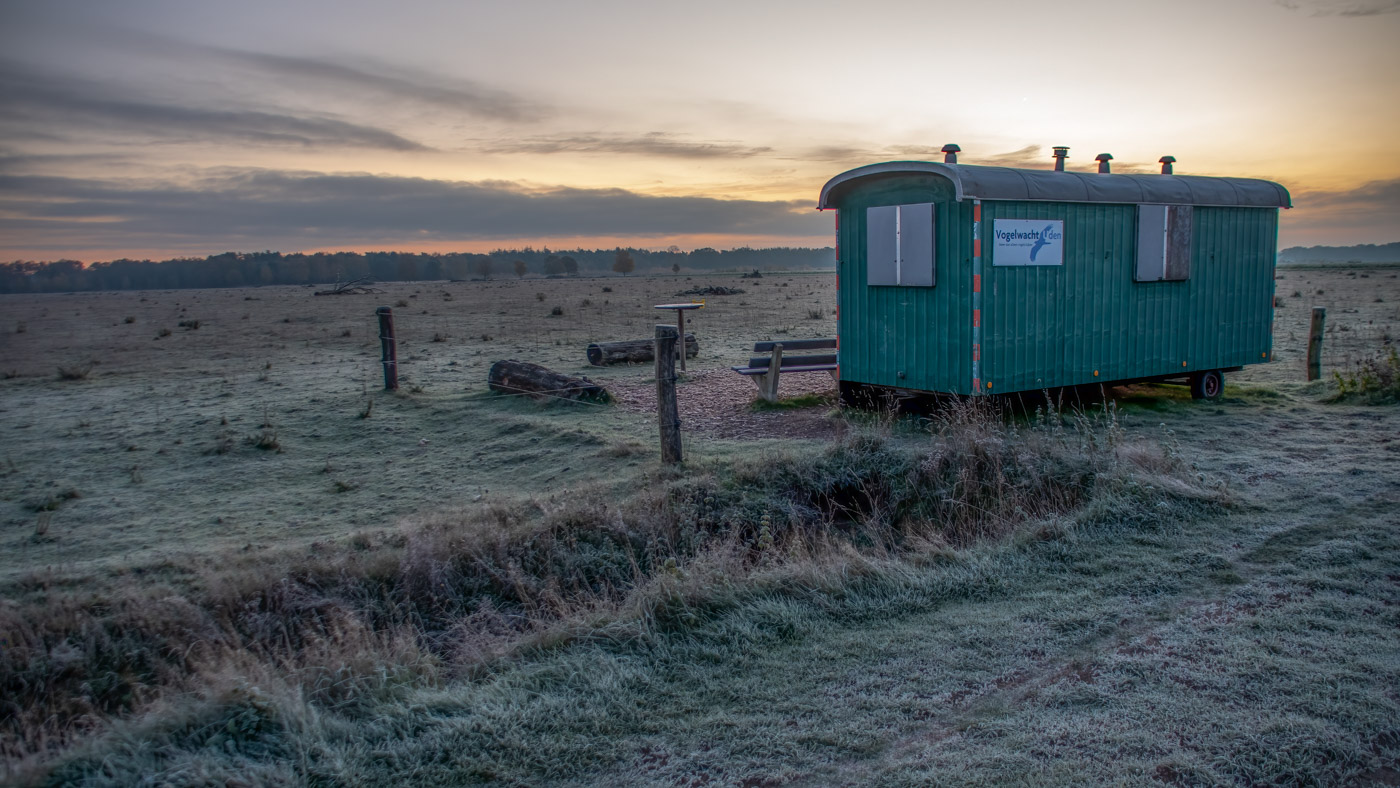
<box><xmin>817</xmin><ymin>147</ymin><xmax>1291</xmax><ymax>402</ymax></box>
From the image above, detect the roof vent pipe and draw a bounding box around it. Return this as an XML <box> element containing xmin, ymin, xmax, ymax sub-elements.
<box><xmin>941</xmin><ymin>144</ymin><xmax>961</xmax><ymax>164</ymax></box>
<box><xmin>1052</xmin><ymin>146</ymin><xmax>1069</xmax><ymax>171</ymax></box>
<box><xmin>1095</xmin><ymin>153</ymin><xmax>1113</xmax><ymax>174</ymax></box>
<box><xmin>1159</xmin><ymin>156</ymin><xmax>1176</xmax><ymax>175</ymax></box>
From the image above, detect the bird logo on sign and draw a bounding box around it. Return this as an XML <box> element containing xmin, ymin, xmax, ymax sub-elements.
<box><xmin>1029</xmin><ymin>224</ymin><xmax>1055</xmax><ymax>262</ymax></box>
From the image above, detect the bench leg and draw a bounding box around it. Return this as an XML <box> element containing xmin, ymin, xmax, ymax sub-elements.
<box><xmin>748</xmin><ymin>372</ymin><xmax>779</xmax><ymax>403</ymax></box>
<box><xmin>762</xmin><ymin>344</ymin><xmax>783</xmax><ymax>402</ymax></box>
<box><xmin>748</xmin><ymin>372</ymin><xmax>769</xmax><ymax>399</ymax></box>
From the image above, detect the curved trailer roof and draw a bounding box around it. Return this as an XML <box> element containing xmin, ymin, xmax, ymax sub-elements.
<box><xmin>818</xmin><ymin>162</ymin><xmax>1292</xmax><ymax>210</ymax></box>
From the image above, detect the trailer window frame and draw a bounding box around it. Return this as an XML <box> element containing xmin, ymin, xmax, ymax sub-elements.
<box><xmin>1136</xmin><ymin>204</ymin><xmax>1193</xmax><ymax>282</ymax></box>
<box><xmin>866</xmin><ymin>202</ymin><xmax>936</xmax><ymax>287</ymax></box>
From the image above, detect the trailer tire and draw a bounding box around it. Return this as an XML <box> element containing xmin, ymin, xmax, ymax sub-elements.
<box><xmin>1190</xmin><ymin>369</ymin><xmax>1224</xmax><ymax>400</ymax></box>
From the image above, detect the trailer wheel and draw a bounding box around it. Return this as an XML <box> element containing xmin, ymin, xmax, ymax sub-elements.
<box><xmin>1190</xmin><ymin>369</ymin><xmax>1224</xmax><ymax>400</ymax></box>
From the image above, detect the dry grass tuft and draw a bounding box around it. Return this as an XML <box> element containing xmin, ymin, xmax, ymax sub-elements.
<box><xmin>55</xmin><ymin>363</ymin><xmax>92</xmax><ymax>381</ymax></box>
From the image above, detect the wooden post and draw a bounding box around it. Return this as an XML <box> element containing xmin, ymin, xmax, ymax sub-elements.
<box><xmin>376</xmin><ymin>306</ymin><xmax>398</xmax><ymax>391</ymax></box>
<box><xmin>676</xmin><ymin>308</ymin><xmax>687</xmax><ymax>372</ymax></box>
<box><xmin>655</xmin><ymin>324</ymin><xmax>682</xmax><ymax>464</ymax></box>
<box><xmin>1307</xmin><ymin>307</ymin><xmax>1325</xmax><ymax>381</ymax></box>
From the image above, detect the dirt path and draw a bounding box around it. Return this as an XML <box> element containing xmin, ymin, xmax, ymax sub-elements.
<box><xmin>610</xmin><ymin>368</ymin><xmax>842</xmax><ymax>440</ymax></box>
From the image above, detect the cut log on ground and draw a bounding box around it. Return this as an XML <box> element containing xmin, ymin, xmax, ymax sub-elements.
<box><xmin>488</xmin><ymin>360</ymin><xmax>611</xmax><ymax>403</ymax></box>
<box><xmin>587</xmin><ymin>335</ymin><xmax>699</xmax><ymax>366</ymax></box>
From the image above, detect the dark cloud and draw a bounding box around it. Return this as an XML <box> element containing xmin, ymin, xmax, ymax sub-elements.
<box><xmin>1274</xmin><ymin>0</ymin><xmax>1400</xmax><ymax>15</ymax></box>
<box><xmin>974</xmin><ymin>145</ymin><xmax>1044</xmax><ymax>168</ymax></box>
<box><xmin>485</xmin><ymin>132</ymin><xmax>771</xmax><ymax>159</ymax></box>
<box><xmin>0</xmin><ymin>61</ymin><xmax>428</xmax><ymax>151</ymax></box>
<box><xmin>0</xmin><ymin>169</ymin><xmax>827</xmax><ymax>251</ymax></box>
<box><xmin>192</xmin><ymin>43</ymin><xmax>547</xmax><ymax>123</ymax></box>
<box><xmin>1284</xmin><ymin>178</ymin><xmax>1400</xmax><ymax>232</ymax></box>
<box><xmin>1294</xmin><ymin>178</ymin><xmax>1400</xmax><ymax>208</ymax></box>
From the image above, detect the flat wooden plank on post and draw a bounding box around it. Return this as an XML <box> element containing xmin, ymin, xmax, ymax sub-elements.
<box><xmin>654</xmin><ymin>302</ymin><xmax>704</xmax><ymax>375</ymax></box>
<box><xmin>654</xmin><ymin>324</ymin><xmax>682</xmax><ymax>464</ymax></box>
<box><xmin>1307</xmin><ymin>307</ymin><xmax>1325</xmax><ymax>381</ymax></box>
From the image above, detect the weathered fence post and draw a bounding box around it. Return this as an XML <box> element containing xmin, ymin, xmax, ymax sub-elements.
<box><xmin>376</xmin><ymin>306</ymin><xmax>398</xmax><ymax>391</ymax></box>
<box><xmin>655</xmin><ymin>324</ymin><xmax>682</xmax><ymax>464</ymax></box>
<box><xmin>1306</xmin><ymin>307</ymin><xmax>1325</xmax><ymax>381</ymax></box>
<box><xmin>676</xmin><ymin>308</ymin><xmax>688</xmax><ymax>373</ymax></box>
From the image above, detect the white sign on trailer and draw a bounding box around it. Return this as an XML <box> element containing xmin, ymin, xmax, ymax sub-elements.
<box><xmin>992</xmin><ymin>219</ymin><xmax>1064</xmax><ymax>266</ymax></box>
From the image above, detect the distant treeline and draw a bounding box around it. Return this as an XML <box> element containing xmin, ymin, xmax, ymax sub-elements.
<box><xmin>0</xmin><ymin>246</ymin><xmax>836</xmax><ymax>294</ymax></box>
<box><xmin>1280</xmin><ymin>242</ymin><xmax>1400</xmax><ymax>264</ymax></box>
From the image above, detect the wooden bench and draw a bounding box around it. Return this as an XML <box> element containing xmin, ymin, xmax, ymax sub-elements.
<box><xmin>731</xmin><ymin>338</ymin><xmax>837</xmax><ymax>403</ymax></box>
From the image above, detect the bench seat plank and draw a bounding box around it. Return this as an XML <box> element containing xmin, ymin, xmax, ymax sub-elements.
<box><xmin>732</xmin><ymin>364</ymin><xmax>836</xmax><ymax>376</ymax></box>
<box><xmin>751</xmin><ymin>338</ymin><xmax>837</xmax><ymax>353</ymax></box>
<box><xmin>744</xmin><ymin>353</ymin><xmax>837</xmax><ymax>370</ymax></box>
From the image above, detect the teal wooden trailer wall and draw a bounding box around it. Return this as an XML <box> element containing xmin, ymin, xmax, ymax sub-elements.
<box><xmin>835</xmin><ymin>174</ymin><xmax>975</xmax><ymax>395</ymax></box>
<box><xmin>979</xmin><ymin>201</ymin><xmax>1277</xmax><ymax>393</ymax></box>
<box><xmin>823</xmin><ymin>161</ymin><xmax>1288</xmax><ymax>397</ymax></box>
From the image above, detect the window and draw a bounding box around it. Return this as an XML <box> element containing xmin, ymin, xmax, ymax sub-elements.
<box><xmin>1136</xmin><ymin>204</ymin><xmax>1192</xmax><ymax>281</ymax></box>
<box><xmin>866</xmin><ymin>203</ymin><xmax>935</xmax><ymax>286</ymax></box>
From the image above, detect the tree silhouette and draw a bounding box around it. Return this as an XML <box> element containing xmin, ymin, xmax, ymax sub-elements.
<box><xmin>513</xmin><ymin>259</ymin><xmax>527</xmax><ymax>278</ymax></box>
<box><xmin>561</xmin><ymin>255</ymin><xmax>578</xmax><ymax>276</ymax></box>
<box><xmin>671</xmin><ymin>263</ymin><xmax>680</xmax><ymax>274</ymax></box>
<box><xmin>612</xmin><ymin>249</ymin><xmax>635</xmax><ymax>276</ymax></box>
<box><xmin>473</xmin><ymin>257</ymin><xmax>493</xmax><ymax>279</ymax></box>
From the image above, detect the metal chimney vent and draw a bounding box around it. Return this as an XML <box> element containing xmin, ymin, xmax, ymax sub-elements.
<box><xmin>941</xmin><ymin>144</ymin><xmax>961</xmax><ymax>164</ymax></box>
<box><xmin>1159</xmin><ymin>156</ymin><xmax>1176</xmax><ymax>175</ymax></box>
<box><xmin>1095</xmin><ymin>153</ymin><xmax>1113</xmax><ymax>174</ymax></box>
<box><xmin>1052</xmin><ymin>146</ymin><xmax>1069</xmax><ymax>172</ymax></box>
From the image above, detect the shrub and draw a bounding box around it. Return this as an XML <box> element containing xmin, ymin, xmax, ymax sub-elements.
<box><xmin>1332</xmin><ymin>345</ymin><xmax>1400</xmax><ymax>404</ymax></box>
<box><xmin>56</xmin><ymin>363</ymin><xmax>92</xmax><ymax>381</ymax></box>
<box><xmin>246</xmin><ymin>429</ymin><xmax>281</xmax><ymax>451</ymax></box>
<box><xmin>551</xmin><ymin>306</ymin><xmax>564</xmax><ymax>316</ymax></box>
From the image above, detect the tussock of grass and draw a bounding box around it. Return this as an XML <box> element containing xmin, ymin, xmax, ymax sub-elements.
<box><xmin>1331</xmin><ymin>345</ymin><xmax>1400</xmax><ymax>403</ymax></box>
<box><xmin>2</xmin><ymin>403</ymin><xmax>1226</xmax><ymax>780</ymax></box>
<box><xmin>54</xmin><ymin>363</ymin><xmax>92</xmax><ymax>381</ymax></box>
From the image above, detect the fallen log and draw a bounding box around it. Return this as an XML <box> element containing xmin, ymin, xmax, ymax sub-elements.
<box><xmin>314</xmin><ymin>276</ymin><xmax>382</xmax><ymax>296</ymax></box>
<box><xmin>488</xmin><ymin>360</ymin><xmax>611</xmax><ymax>403</ymax></box>
<box><xmin>586</xmin><ymin>334</ymin><xmax>698</xmax><ymax>366</ymax></box>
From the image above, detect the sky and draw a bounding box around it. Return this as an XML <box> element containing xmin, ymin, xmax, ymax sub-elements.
<box><xmin>1</xmin><ymin>0</ymin><xmax>1397</xmax><ymax>262</ymax></box>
